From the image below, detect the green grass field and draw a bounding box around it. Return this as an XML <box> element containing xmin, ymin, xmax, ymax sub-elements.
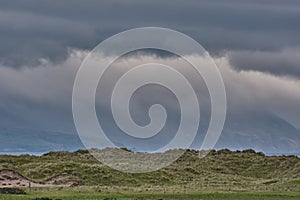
<box><xmin>1</xmin><ymin>190</ymin><xmax>300</xmax><ymax>200</ymax></box>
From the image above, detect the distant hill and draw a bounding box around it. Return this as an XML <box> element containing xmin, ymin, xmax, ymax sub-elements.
<box><xmin>0</xmin><ymin>111</ymin><xmax>299</xmax><ymax>155</ymax></box>
<box><xmin>217</xmin><ymin>112</ymin><xmax>300</xmax><ymax>154</ymax></box>
<box><xmin>0</xmin><ymin>128</ymin><xmax>83</xmax><ymax>154</ymax></box>
<box><xmin>0</xmin><ymin>149</ymin><xmax>299</xmax><ymax>192</ymax></box>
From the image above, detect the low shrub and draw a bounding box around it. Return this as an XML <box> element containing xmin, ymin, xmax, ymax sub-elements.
<box><xmin>0</xmin><ymin>187</ymin><xmax>26</xmax><ymax>194</ymax></box>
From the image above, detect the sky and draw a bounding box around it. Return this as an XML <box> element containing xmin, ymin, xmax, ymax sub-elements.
<box><xmin>0</xmin><ymin>0</ymin><xmax>299</xmax><ymax>154</ymax></box>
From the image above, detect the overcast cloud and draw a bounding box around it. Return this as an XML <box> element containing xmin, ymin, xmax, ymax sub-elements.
<box><xmin>0</xmin><ymin>52</ymin><xmax>299</xmax><ymax>146</ymax></box>
<box><xmin>0</xmin><ymin>0</ymin><xmax>300</xmax><ymax>74</ymax></box>
<box><xmin>0</xmin><ymin>0</ymin><xmax>299</xmax><ymax>153</ymax></box>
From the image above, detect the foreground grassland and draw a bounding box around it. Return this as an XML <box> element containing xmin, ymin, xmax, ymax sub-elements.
<box><xmin>1</xmin><ymin>190</ymin><xmax>300</xmax><ymax>200</ymax></box>
<box><xmin>0</xmin><ymin>149</ymin><xmax>299</xmax><ymax>199</ymax></box>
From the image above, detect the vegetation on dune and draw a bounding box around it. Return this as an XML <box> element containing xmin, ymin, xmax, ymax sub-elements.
<box><xmin>0</xmin><ymin>148</ymin><xmax>299</xmax><ymax>193</ymax></box>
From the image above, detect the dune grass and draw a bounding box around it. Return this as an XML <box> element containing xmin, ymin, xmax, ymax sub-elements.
<box><xmin>0</xmin><ymin>149</ymin><xmax>299</xmax><ymax>199</ymax></box>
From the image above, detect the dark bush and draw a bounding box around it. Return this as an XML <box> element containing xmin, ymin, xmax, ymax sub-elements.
<box><xmin>207</xmin><ymin>149</ymin><xmax>217</xmax><ymax>156</ymax></box>
<box><xmin>217</xmin><ymin>149</ymin><xmax>232</xmax><ymax>154</ymax></box>
<box><xmin>0</xmin><ymin>187</ymin><xmax>26</xmax><ymax>194</ymax></box>
<box><xmin>32</xmin><ymin>198</ymin><xmax>52</xmax><ymax>200</ymax></box>
<box><xmin>242</xmin><ymin>149</ymin><xmax>257</xmax><ymax>154</ymax></box>
<box><xmin>120</xmin><ymin>147</ymin><xmax>132</xmax><ymax>152</ymax></box>
<box><xmin>73</xmin><ymin>149</ymin><xmax>89</xmax><ymax>155</ymax></box>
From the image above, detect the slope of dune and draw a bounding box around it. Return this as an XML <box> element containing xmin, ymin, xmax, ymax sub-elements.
<box><xmin>0</xmin><ymin>149</ymin><xmax>299</xmax><ymax>192</ymax></box>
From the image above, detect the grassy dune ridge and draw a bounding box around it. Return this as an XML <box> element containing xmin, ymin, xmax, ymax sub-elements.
<box><xmin>0</xmin><ymin>148</ymin><xmax>299</xmax><ymax>192</ymax></box>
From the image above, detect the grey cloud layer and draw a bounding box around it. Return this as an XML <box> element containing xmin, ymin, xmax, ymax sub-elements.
<box><xmin>228</xmin><ymin>49</ymin><xmax>300</xmax><ymax>78</ymax></box>
<box><xmin>1</xmin><ymin>0</ymin><xmax>300</xmax><ymax>74</ymax></box>
<box><xmin>0</xmin><ymin>52</ymin><xmax>299</xmax><ymax>152</ymax></box>
<box><xmin>0</xmin><ymin>0</ymin><xmax>300</xmax><ymax>153</ymax></box>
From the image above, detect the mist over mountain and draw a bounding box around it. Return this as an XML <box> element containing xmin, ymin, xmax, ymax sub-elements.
<box><xmin>1</xmin><ymin>110</ymin><xmax>299</xmax><ymax>155</ymax></box>
<box><xmin>217</xmin><ymin>112</ymin><xmax>300</xmax><ymax>154</ymax></box>
<box><xmin>0</xmin><ymin>128</ymin><xmax>83</xmax><ymax>154</ymax></box>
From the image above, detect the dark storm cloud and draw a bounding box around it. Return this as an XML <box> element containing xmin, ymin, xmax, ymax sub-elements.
<box><xmin>0</xmin><ymin>0</ymin><xmax>300</xmax><ymax>69</ymax></box>
<box><xmin>228</xmin><ymin>49</ymin><xmax>300</xmax><ymax>78</ymax></box>
<box><xmin>0</xmin><ymin>53</ymin><xmax>299</xmax><ymax>153</ymax></box>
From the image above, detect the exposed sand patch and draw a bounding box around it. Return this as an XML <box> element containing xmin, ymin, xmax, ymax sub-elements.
<box><xmin>0</xmin><ymin>169</ymin><xmax>79</xmax><ymax>188</ymax></box>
